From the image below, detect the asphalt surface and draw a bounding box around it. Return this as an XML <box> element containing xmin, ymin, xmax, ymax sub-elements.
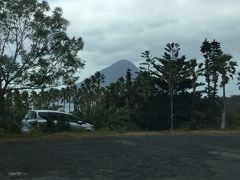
<box><xmin>1</xmin><ymin>133</ymin><xmax>240</xmax><ymax>180</ymax></box>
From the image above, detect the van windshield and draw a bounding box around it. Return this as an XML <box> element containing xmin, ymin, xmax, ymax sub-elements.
<box><xmin>25</xmin><ymin>111</ymin><xmax>37</xmax><ymax>119</ymax></box>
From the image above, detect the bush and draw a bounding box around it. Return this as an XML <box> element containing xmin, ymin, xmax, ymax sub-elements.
<box><xmin>105</xmin><ymin>106</ymin><xmax>139</xmax><ymax>131</ymax></box>
<box><xmin>0</xmin><ymin>128</ymin><xmax>5</xmax><ymax>137</ymax></box>
<box><xmin>86</xmin><ymin>104</ymin><xmax>139</xmax><ymax>131</ymax></box>
<box><xmin>6</xmin><ymin>119</ymin><xmax>21</xmax><ymax>134</ymax></box>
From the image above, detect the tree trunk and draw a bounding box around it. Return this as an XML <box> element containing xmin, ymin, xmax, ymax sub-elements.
<box><xmin>0</xmin><ymin>92</ymin><xmax>7</xmax><ymax>129</ymax></box>
<box><xmin>221</xmin><ymin>84</ymin><xmax>226</xmax><ymax>129</ymax></box>
<box><xmin>170</xmin><ymin>89</ymin><xmax>174</xmax><ymax>130</ymax></box>
<box><xmin>63</xmin><ymin>99</ymin><xmax>66</xmax><ymax>112</ymax></box>
<box><xmin>69</xmin><ymin>96</ymin><xmax>71</xmax><ymax>112</ymax></box>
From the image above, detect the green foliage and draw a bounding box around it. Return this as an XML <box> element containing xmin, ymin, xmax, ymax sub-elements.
<box><xmin>138</xmin><ymin>95</ymin><xmax>170</xmax><ymax>130</ymax></box>
<box><xmin>105</xmin><ymin>106</ymin><xmax>139</xmax><ymax>131</ymax></box>
<box><xmin>83</xmin><ymin>103</ymin><xmax>139</xmax><ymax>131</ymax></box>
<box><xmin>215</xmin><ymin>54</ymin><xmax>237</xmax><ymax>87</ymax></box>
<box><xmin>215</xmin><ymin>54</ymin><xmax>237</xmax><ymax>128</ymax></box>
<box><xmin>0</xmin><ymin>128</ymin><xmax>5</xmax><ymax>137</ymax></box>
<box><xmin>73</xmin><ymin>71</ymin><xmax>105</xmax><ymax>118</ymax></box>
<box><xmin>2</xmin><ymin>36</ymin><xmax>240</xmax><ymax>133</ymax></box>
<box><xmin>0</xmin><ymin>0</ymin><xmax>84</xmax><ymax>128</ymax></box>
<box><xmin>5</xmin><ymin>90</ymin><xmax>29</xmax><ymax>133</ymax></box>
<box><xmin>225</xmin><ymin>96</ymin><xmax>240</xmax><ymax>128</ymax></box>
<box><xmin>151</xmin><ymin>42</ymin><xmax>192</xmax><ymax>130</ymax></box>
<box><xmin>152</xmin><ymin>43</ymin><xmax>188</xmax><ymax>93</ymax></box>
<box><xmin>87</xmin><ymin>104</ymin><xmax>108</xmax><ymax>130</ymax></box>
<box><xmin>200</xmin><ymin>39</ymin><xmax>223</xmax><ymax>98</ymax></box>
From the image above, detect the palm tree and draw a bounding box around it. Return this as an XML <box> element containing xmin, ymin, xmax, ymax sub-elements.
<box><xmin>216</xmin><ymin>54</ymin><xmax>237</xmax><ymax>129</ymax></box>
<box><xmin>93</xmin><ymin>71</ymin><xmax>105</xmax><ymax>103</ymax></box>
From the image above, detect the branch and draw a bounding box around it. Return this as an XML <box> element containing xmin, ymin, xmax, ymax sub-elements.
<box><xmin>0</xmin><ymin>30</ymin><xmax>11</xmax><ymax>81</ymax></box>
<box><xmin>5</xmin><ymin>19</ymin><xmax>29</xmax><ymax>84</ymax></box>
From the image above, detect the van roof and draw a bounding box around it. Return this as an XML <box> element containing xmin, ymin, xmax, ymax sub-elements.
<box><xmin>29</xmin><ymin>110</ymin><xmax>71</xmax><ymax>115</ymax></box>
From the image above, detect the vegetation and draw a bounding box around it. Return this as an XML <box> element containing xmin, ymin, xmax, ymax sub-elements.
<box><xmin>3</xmin><ymin>40</ymin><xmax>240</xmax><ymax>133</ymax></box>
<box><xmin>0</xmin><ymin>0</ymin><xmax>84</xmax><ymax>129</ymax></box>
<box><xmin>0</xmin><ymin>1</ymin><xmax>240</xmax><ymax>134</ymax></box>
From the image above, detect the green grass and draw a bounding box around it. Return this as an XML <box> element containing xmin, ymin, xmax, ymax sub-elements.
<box><xmin>1</xmin><ymin>129</ymin><xmax>240</xmax><ymax>142</ymax></box>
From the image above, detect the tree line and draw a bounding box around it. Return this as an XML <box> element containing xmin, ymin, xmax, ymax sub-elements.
<box><xmin>1</xmin><ymin>0</ymin><xmax>240</xmax><ymax>133</ymax></box>
<box><xmin>3</xmin><ymin>40</ymin><xmax>240</xmax><ymax>132</ymax></box>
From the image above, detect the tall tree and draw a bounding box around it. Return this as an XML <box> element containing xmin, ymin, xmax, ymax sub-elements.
<box><xmin>139</xmin><ymin>51</ymin><xmax>155</xmax><ymax>101</ymax></box>
<box><xmin>140</xmin><ymin>51</ymin><xmax>154</xmax><ymax>73</ymax></box>
<box><xmin>151</xmin><ymin>42</ymin><xmax>189</xmax><ymax>130</ymax></box>
<box><xmin>125</xmin><ymin>69</ymin><xmax>134</xmax><ymax>108</ymax></box>
<box><xmin>200</xmin><ymin>39</ymin><xmax>223</xmax><ymax>99</ymax></box>
<box><xmin>91</xmin><ymin>71</ymin><xmax>105</xmax><ymax>104</ymax></box>
<box><xmin>138</xmin><ymin>51</ymin><xmax>155</xmax><ymax>123</ymax></box>
<box><xmin>0</xmin><ymin>0</ymin><xmax>84</xmax><ymax>128</ymax></box>
<box><xmin>215</xmin><ymin>54</ymin><xmax>237</xmax><ymax>129</ymax></box>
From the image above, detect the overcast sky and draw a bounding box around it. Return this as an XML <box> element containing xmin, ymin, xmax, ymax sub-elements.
<box><xmin>49</xmin><ymin>0</ymin><xmax>240</xmax><ymax>95</ymax></box>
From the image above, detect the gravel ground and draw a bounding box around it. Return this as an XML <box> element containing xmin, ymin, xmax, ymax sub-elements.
<box><xmin>1</xmin><ymin>133</ymin><xmax>240</xmax><ymax>179</ymax></box>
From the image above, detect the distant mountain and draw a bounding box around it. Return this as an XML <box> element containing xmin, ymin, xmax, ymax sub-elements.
<box><xmin>100</xmin><ymin>59</ymin><xmax>139</xmax><ymax>86</ymax></box>
<box><xmin>77</xmin><ymin>59</ymin><xmax>139</xmax><ymax>87</ymax></box>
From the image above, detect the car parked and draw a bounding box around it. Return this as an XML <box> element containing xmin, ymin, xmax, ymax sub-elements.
<box><xmin>21</xmin><ymin>110</ymin><xmax>95</xmax><ymax>133</ymax></box>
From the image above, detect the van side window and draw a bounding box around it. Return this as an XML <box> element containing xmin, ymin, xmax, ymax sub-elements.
<box><xmin>64</xmin><ymin>114</ymin><xmax>73</xmax><ymax>122</ymax></box>
<box><xmin>48</xmin><ymin>113</ymin><xmax>58</xmax><ymax>121</ymax></box>
<box><xmin>58</xmin><ymin>114</ymin><xmax>66</xmax><ymax>122</ymax></box>
<box><xmin>38</xmin><ymin>112</ymin><xmax>48</xmax><ymax>120</ymax></box>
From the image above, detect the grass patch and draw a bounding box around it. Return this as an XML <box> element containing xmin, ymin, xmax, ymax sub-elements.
<box><xmin>1</xmin><ymin>129</ymin><xmax>240</xmax><ymax>142</ymax></box>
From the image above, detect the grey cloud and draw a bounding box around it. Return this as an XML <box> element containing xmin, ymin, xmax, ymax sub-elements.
<box><xmin>49</xmin><ymin>0</ymin><xmax>240</xmax><ymax>95</ymax></box>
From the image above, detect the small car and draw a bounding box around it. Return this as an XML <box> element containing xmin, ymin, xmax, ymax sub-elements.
<box><xmin>21</xmin><ymin>110</ymin><xmax>95</xmax><ymax>133</ymax></box>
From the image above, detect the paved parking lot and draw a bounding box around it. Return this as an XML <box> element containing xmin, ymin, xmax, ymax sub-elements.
<box><xmin>1</xmin><ymin>133</ymin><xmax>240</xmax><ymax>179</ymax></box>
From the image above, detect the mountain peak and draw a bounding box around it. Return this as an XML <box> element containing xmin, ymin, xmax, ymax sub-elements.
<box><xmin>100</xmin><ymin>59</ymin><xmax>139</xmax><ymax>86</ymax></box>
<box><xmin>115</xmin><ymin>59</ymin><xmax>132</xmax><ymax>64</ymax></box>
<box><xmin>77</xmin><ymin>59</ymin><xmax>139</xmax><ymax>87</ymax></box>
